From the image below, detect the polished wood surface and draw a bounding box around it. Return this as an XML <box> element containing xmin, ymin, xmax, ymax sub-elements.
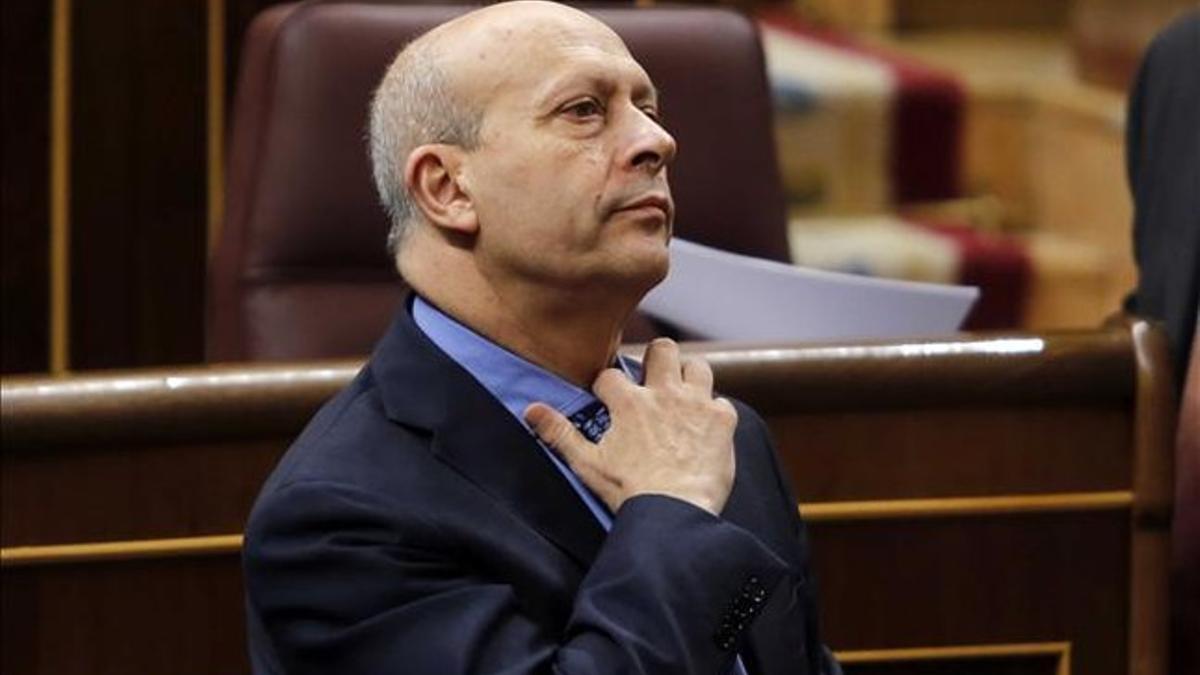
<box><xmin>2</xmin><ymin>327</ymin><xmax>1133</xmax><ymax>447</ymax></box>
<box><xmin>2</xmin><ymin>361</ymin><xmax>357</xmax><ymax>447</ymax></box>
<box><xmin>694</xmin><ymin>329</ymin><xmax>1133</xmax><ymax>409</ymax></box>
<box><xmin>2</xmin><ymin>556</ymin><xmax>246</xmax><ymax>675</ymax></box>
<box><xmin>1127</xmin><ymin>321</ymin><xmax>1175</xmax><ymax>675</ymax></box>
<box><xmin>0</xmin><ymin>1</ymin><xmax>51</xmax><ymax>374</ymax></box>
<box><xmin>0</xmin><ymin>322</ymin><xmax>1175</xmax><ymax>675</ymax></box>
<box><xmin>0</xmin><ymin>0</ymin><xmax>280</xmax><ymax>376</ymax></box>
<box><xmin>2</xmin><ymin>535</ymin><xmax>243</xmax><ymax>567</ymax></box>
<box><xmin>68</xmin><ymin>1</ymin><xmax>207</xmax><ymax>370</ymax></box>
<box><xmin>812</xmin><ymin>511</ymin><xmax>1127</xmax><ymax>675</ymax></box>
<box><xmin>836</xmin><ymin>641</ymin><xmax>1069</xmax><ymax>675</ymax></box>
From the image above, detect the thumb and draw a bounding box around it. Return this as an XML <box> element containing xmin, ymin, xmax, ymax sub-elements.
<box><xmin>524</xmin><ymin>402</ymin><xmax>591</xmax><ymax>463</ymax></box>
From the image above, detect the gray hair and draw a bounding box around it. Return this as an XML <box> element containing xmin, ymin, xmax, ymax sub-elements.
<box><xmin>368</xmin><ymin>40</ymin><xmax>483</xmax><ymax>257</ymax></box>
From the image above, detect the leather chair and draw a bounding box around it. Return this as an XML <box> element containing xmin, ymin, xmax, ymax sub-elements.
<box><xmin>208</xmin><ymin>1</ymin><xmax>789</xmax><ymax>362</ymax></box>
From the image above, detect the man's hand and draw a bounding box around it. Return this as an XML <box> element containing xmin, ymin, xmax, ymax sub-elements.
<box><xmin>524</xmin><ymin>338</ymin><xmax>738</xmax><ymax>516</ymax></box>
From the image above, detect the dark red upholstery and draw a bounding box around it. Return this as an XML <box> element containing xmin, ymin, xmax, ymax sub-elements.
<box><xmin>208</xmin><ymin>2</ymin><xmax>788</xmax><ymax>362</ymax></box>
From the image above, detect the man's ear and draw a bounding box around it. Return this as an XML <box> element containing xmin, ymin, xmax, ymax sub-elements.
<box><xmin>403</xmin><ymin>144</ymin><xmax>478</xmax><ymax>235</ymax></box>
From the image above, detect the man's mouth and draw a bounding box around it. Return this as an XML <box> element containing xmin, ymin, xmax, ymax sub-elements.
<box><xmin>614</xmin><ymin>193</ymin><xmax>673</xmax><ymax>221</ymax></box>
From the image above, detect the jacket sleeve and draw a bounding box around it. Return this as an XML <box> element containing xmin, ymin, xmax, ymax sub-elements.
<box><xmin>741</xmin><ymin>404</ymin><xmax>843</xmax><ymax>675</ymax></box>
<box><xmin>243</xmin><ymin>480</ymin><xmax>792</xmax><ymax>675</ymax></box>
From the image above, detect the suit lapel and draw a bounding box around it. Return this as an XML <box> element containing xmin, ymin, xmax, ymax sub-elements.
<box><xmin>370</xmin><ymin>299</ymin><xmax>606</xmax><ymax>568</ymax></box>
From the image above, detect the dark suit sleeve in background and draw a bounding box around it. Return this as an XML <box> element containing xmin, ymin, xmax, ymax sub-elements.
<box><xmin>1124</xmin><ymin>9</ymin><xmax>1200</xmax><ymax>387</ymax></box>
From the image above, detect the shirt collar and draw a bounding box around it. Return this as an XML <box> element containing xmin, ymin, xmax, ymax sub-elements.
<box><xmin>411</xmin><ymin>295</ymin><xmax>635</xmax><ymax>428</ymax></box>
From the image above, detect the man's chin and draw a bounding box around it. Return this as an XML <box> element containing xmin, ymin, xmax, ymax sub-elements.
<box><xmin>612</xmin><ymin>240</ymin><xmax>670</xmax><ymax>295</ymax></box>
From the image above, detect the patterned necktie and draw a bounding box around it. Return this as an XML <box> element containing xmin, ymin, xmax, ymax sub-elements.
<box><xmin>568</xmin><ymin>400</ymin><xmax>611</xmax><ymax>443</ymax></box>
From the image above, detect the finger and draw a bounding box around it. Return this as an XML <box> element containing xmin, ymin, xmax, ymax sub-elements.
<box><xmin>713</xmin><ymin>396</ymin><xmax>739</xmax><ymax>427</ymax></box>
<box><xmin>592</xmin><ymin>368</ymin><xmax>633</xmax><ymax>407</ymax></box>
<box><xmin>524</xmin><ymin>403</ymin><xmax>591</xmax><ymax>462</ymax></box>
<box><xmin>642</xmin><ymin>338</ymin><xmax>682</xmax><ymax>387</ymax></box>
<box><xmin>680</xmin><ymin>355</ymin><xmax>714</xmax><ymax>393</ymax></box>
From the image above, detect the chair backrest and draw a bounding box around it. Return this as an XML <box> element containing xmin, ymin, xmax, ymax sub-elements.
<box><xmin>208</xmin><ymin>2</ymin><xmax>789</xmax><ymax>362</ymax></box>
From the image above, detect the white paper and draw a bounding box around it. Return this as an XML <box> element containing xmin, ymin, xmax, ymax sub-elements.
<box><xmin>638</xmin><ymin>238</ymin><xmax>979</xmax><ymax>342</ymax></box>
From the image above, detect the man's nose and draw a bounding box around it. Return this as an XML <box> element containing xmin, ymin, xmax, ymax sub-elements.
<box><xmin>625</xmin><ymin>109</ymin><xmax>677</xmax><ymax>174</ymax></box>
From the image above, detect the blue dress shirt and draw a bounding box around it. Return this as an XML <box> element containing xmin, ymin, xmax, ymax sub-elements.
<box><xmin>412</xmin><ymin>295</ymin><xmax>622</xmax><ymax>529</ymax></box>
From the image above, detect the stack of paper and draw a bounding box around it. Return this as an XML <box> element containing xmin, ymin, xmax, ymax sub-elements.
<box><xmin>638</xmin><ymin>238</ymin><xmax>978</xmax><ymax>342</ymax></box>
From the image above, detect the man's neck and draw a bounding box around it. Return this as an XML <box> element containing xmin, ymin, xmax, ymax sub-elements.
<box><xmin>413</xmin><ymin>278</ymin><xmax>633</xmax><ymax>388</ymax></box>
<box><xmin>399</xmin><ymin>228</ymin><xmax>655</xmax><ymax>387</ymax></box>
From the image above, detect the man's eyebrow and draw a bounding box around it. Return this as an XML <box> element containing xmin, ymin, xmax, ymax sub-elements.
<box><xmin>534</xmin><ymin>71</ymin><xmax>660</xmax><ymax>108</ymax></box>
<box><xmin>636</xmin><ymin>82</ymin><xmax>662</xmax><ymax>106</ymax></box>
<box><xmin>532</xmin><ymin>74</ymin><xmax>588</xmax><ymax>109</ymax></box>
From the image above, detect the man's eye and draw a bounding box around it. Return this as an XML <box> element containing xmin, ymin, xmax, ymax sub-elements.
<box><xmin>564</xmin><ymin>99</ymin><xmax>603</xmax><ymax>119</ymax></box>
<box><xmin>641</xmin><ymin>107</ymin><xmax>662</xmax><ymax>123</ymax></box>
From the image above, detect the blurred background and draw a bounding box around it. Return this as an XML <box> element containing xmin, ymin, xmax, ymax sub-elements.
<box><xmin>1</xmin><ymin>0</ymin><xmax>1194</xmax><ymax>375</ymax></box>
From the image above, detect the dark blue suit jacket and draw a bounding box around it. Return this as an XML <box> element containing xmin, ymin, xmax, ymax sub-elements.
<box><xmin>243</xmin><ymin>301</ymin><xmax>835</xmax><ymax>674</ymax></box>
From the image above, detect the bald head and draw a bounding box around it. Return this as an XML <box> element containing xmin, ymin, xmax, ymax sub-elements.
<box><xmin>368</xmin><ymin>15</ymin><xmax>481</xmax><ymax>257</ymax></box>
<box><xmin>369</xmin><ymin>1</ymin><xmax>634</xmax><ymax>256</ymax></box>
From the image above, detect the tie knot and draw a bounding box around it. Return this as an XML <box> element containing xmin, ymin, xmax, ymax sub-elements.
<box><xmin>568</xmin><ymin>400</ymin><xmax>610</xmax><ymax>443</ymax></box>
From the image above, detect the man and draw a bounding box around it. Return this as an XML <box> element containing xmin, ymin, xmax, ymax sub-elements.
<box><xmin>243</xmin><ymin>3</ymin><xmax>838</xmax><ymax>673</ymax></box>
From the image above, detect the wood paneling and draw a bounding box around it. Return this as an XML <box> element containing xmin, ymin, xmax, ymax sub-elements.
<box><xmin>0</xmin><ymin>323</ymin><xmax>1174</xmax><ymax>675</ymax></box>
<box><xmin>776</xmin><ymin>407</ymin><xmax>1130</xmax><ymax>500</ymax></box>
<box><xmin>843</xmin><ymin>658</ymin><xmax>1060</xmax><ymax>675</ymax></box>
<box><xmin>1</xmin><ymin>439</ymin><xmax>282</xmax><ymax>547</ymax></box>
<box><xmin>837</xmin><ymin>642</ymin><xmax>1068</xmax><ymax>675</ymax></box>
<box><xmin>1</xmin><ymin>557</ymin><xmax>248</xmax><ymax>675</ymax></box>
<box><xmin>1</xmin><ymin>330</ymin><xmax>1138</xmax><ymax>544</ymax></box>
<box><xmin>67</xmin><ymin>0</ymin><xmax>208</xmax><ymax>370</ymax></box>
<box><xmin>0</xmin><ymin>411</ymin><xmax>1133</xmax><ymax>544</ymax></box>
<box><xmin>0</xmin><ymin>526</ymin><xmax>1102</xmax><ymax>675</ymax></box>
<box><xmin>2</xmin><ymin>0</ymin><xmax>287</xmax><ymax>374</ymax></box>
<box><xmin>1</xmin><ymin>1</ymin><xmax>52</xmax><ymax>374</ymax></box>
<box><xmin>813</xmin><ymin>512</ymin><xmax>1127</xmax><ymax>675</ymax></box>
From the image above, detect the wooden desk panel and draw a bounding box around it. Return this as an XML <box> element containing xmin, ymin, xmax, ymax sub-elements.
<box><xmin>1</xmin><ymin>556</ymin><xmax>247</xmax><ymax>675</ymax></box>
<box><xmin>774</xmin><ymin>406</ymin><xmax>1130</xmax><ymax>501</ymax></box>
<box><xmin>812</xmin><ymin>512</ymin><xmax>1128</xmax><ymax>675</ymax></box>
<box><xmin>2</xmin><ymin>439</ymin><xmax>281</xmax><ymax>547</ymax></box>
<box><xmin>1</xmin><ymin>321</ymin><xmax>1174</xmax><ymax>675</ymax></box>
